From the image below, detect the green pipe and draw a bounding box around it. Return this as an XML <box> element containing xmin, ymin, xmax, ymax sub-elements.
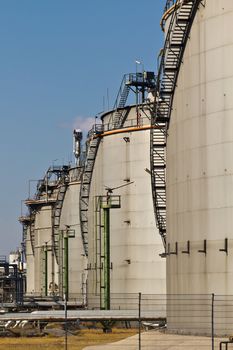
<box><xmin>103</xmin><ymin>207</ymin><xmax>110</xmax><ymax>310</ymax></box>
<box><xmin>44</xmin><ymin>246</ymin><xmax>48</xmax><ymax>296</ymax></box>
<box><xmin>64</xmin><ymin>234</ymin><xmax>69</xmax><ymax>300</ymax></box>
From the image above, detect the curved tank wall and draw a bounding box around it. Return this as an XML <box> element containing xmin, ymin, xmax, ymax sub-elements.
<box><xmin>25</xmin><ymin>224</ymin><xmax>35</xmax><ymax>294</ymax></box>
<box><xmin>34</xmin><ymin>204</ymin><xmax>58</xmax><ymax>295</ymax></box>
<box><xmin>24</xmin><ymin>167</ymin><xmax>87</xmax><ymax>301</ymax></box>
<box><xmin>59</xmin><ymin>168</ymin><xmax>87</xmax><ymax>301</ymax></box>
<box><xmin>88</xmin><ymin>105</ymin><xmax>166</xmax><ymax>309</ymax></box>
<box><xmin>166</xmin><ymin>1</ymin><xmax>233</xmax><ymax>334</ymax></box>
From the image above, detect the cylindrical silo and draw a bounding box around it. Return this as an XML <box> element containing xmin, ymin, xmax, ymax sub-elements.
<box><xmin>23</xmin><ymin>165</ymin><xmax>87</xmax><ymax>302</ymax></box>
<box><xmin>59</xmin><ymin>166</ymin><xmax>87</xmax><ymax>302</ymax></box>
<box><xmin>24</xmin><ymin>166</ymin><xmax>69</xmax><ymax>297</ymax></box>
<box><xmin>19</xmin><ymin>216</ymin><xmax>34</xmax><ymax>295</ymax></box>
<box><xmin>163</xmin><ymin>0</ymin><xmax>233</xmax><ymax>334</ymax></box>
<box><xmin>87</xmin><ymin>104</ymin><xmax>166</xmax><ymax>309</ymax></box>
<box><xmin>33</xmin><ymin>203</ymin><xmax>56</xmax><ymax>295</ymax></box>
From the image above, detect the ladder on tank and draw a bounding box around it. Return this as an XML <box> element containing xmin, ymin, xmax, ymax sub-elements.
<box><xmin>79</xmin><ymin>126</ymin><xmax>102</xmax><ymax>256</ymax></box>
<box><xmin>150</xmin><ymin>0</ymin><xmax>202</xmax><ymax>247</ymax></box>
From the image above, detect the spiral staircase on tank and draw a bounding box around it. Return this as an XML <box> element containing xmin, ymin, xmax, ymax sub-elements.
<box><xmin>29</xmin><ymin>215</ymin><xmax>36</xmax><ymax>254</ymax></box>
<box><xmin>52</xmin><ymin>179</ymin><xmax>69</xmax><ymax>263</ymax></box>
<box><xmin>79</xmin><ymin>126</ymin><xmax>103</xmax><ymax>257</ymax></box>
<box><xmin>79</xmin><ymin>73</ymin><xmax>145</xmax><ymax>256</ymax></box>
<box><xmin>150</xmin><ymin>0</ymin><xmax>202</xmax><ymax>249</ymax></box>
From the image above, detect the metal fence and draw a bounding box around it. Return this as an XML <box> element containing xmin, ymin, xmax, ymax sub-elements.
<box><xmin>3</xmin><ymin>293</ymin><xmax>233</xmax><ymax>349</ymax></box>
<box><xmin>85</xmin><ymin>293</ymin><xmax>233</xmax><ymax>350</ymax></box>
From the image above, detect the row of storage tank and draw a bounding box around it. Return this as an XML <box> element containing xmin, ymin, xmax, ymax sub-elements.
<box><xmin>20</xmin><ymin>103</ymin><xmax>166</xmax><ymax>306</ymax></box>
<box><xmin>19</xmin><ymin>0</ymin><xmax>233</xmax><ymax>335</ymax></box>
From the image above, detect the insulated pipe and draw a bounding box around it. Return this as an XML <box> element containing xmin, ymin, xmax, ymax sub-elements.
<box><xmin>160</xmin><ymin>0</ymin><xmax>184</xmax><ymax>31</ymax></box>
<box><xmin>93</xmin><ymin>125</ymin><xmax>157</xmax><ymax>139</ymax></box>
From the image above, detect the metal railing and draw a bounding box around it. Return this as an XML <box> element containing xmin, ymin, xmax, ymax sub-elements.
<box><xmin>150</xmin><ymin>0</ymin><xmax>201</xmax><ymax>247</ymax></box>
<box><xmin>104</xmin><ymin>114</ymin><xmax>151</xmax><ymax>132</ymax></box>
<box><xmin>86</xmin><ymin>112</ymin><xmax>151</xmax><ymax>137</ymax></box>
<box><xmin>164</xmin><ymin>0</ymin><xmax>176</xmax><ymax>12</ymax></box>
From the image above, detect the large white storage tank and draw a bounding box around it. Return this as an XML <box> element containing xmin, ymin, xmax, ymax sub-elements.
<box><xmin>87</xmin><ymin>104</ymin><xmax>166</xmax><ymax>308</ymax></box>
<box><xmin>59</xmin><ymin>167</ymin><xmax>87</xmax><ymax>301</ymax></box>
<box><xmin>23</xmin><ymin>165</ymin><xmax>87</xmax><ymax>301</ymax></box>
<box><xmin>164</xmin><ymin>0</ymin><xmax>233</xmax><ymax>334</ymax></box>
<box><xmin>34</xmin><ymin>203</ymin><xmax>56</xmax><ymax>295</ymax></box>
<box><xmin>19</xmin><ymin>216</ymin><xmax>35</xmax><ymax>294</ymax></box>
<box><xmin>25</xmin><ymin>192</ymin><xmax>59</xmax><ymax>296</ymax></box>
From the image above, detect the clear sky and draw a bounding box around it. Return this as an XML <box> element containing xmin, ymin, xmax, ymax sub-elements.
<box><xmin>0</xmin><ymin>1</ymin><xmax>165</xmax><ymax>256</ymax></box>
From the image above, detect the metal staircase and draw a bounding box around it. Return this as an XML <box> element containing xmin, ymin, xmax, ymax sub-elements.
<box><xmin>112</xmin><ymin>74</ymin><xmax>130</xmax><ymax>129</ymax></box>
<box><xmin>150</xmin><ymin>0</ymin><xmax>202</xmax><ymax>247</ymax></box>
<box><xmin>21</xmin><ymin>224</ymin><xmax>27</xmax><ymax>261</ymax></box>
<box><xmin>79</xmin><ymin>125</ymin><xmax>103</xmax><ymax>256</ymax></box>
<box><xmin>18</xmin><ymin>215</ymin><xmax>31</xmax><ymax>261</ymax></box>
<box><xmin>29</xmin><ymin>215</ymin><xmax>36</xmax><ymax>254</ymax></box>
<box><xmin>52</xmin><ymin>181</ymin><xmax>69</xmax><ymax>263</ymax></box>
<box><xmin>151</xmin><ymin>124</ymin><xmax>167</xmax><ymax>247</ymax></box>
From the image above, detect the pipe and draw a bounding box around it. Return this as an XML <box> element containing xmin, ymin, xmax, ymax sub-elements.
<box><xmin>160</xmin><ymin>1</ymin><xmax>183</xmax><ymax>31</ymax></box>
<box><xmin>64</xmin><ymin>233</ymin><xmax>69</xmax><ymax>300</ymax></box>
<box><xmin>44</xmin><ymin>244</ymin><xmax>48</xmax><ymax>297</ymax></box>
<box><xmin>103</xmin><ymin>207</ymin><xmax>110</xmax><ymax>310</ymax></box>
<box><xmin>160</xmin><ymin>4</ymin><xmax>176</xmax><ymax>30</ymax></box>
<box><xmin>94</xmin><ymin>125</ymin><xmax>155</xmax><ymax>139</ymax></box>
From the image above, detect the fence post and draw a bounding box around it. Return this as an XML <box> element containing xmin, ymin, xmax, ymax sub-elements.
<box><xmin>64</xmin><ymin>293</ymin><xmax>68</xmax><ymax>350</ymax></box>
<box><xmin>211</xmin><ymin>293</ymin><xmax>215</xmax><ymax>350</ymax></box>
<box><xmin>139</xmin><ymin>292</ymin><xmax>141</xmax><ymax>350</ymax></box>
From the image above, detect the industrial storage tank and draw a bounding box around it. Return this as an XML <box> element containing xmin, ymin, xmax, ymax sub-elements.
<box><xmin>82</xmin><ymin>73</ymin><xmax>166</xmax><ymax>309</ymax></box>
<box><xmin>154</xmin><ymin>0</ymin><xmax>233</xmax><ymax>335</ymax></box>
<box><xmin>22</xmin><ymin>164</ymin><xmax>87</xmax><ymax>302</ymax></box>
<box><xmin>19</xmin><ymin>215</ymin><xmax>34</xmax><ymax>294</ymax></box>
<box><xmin>59</xmin><ymin>166</ymin><xmax>87</xmax><ymax>302</ymax></box>
<box><xmin>24</xmin><ymin>169</ymin><xmax>62</xmax><ymax>296</ymax></box>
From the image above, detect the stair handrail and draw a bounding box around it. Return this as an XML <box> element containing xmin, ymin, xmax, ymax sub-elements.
<box><xmin>79</xmin><ymin>125</ymin><xmax>103</xmax><ymax>256</ymax></box>
<box><xmin>112</xmin><ymin>74</ymin><xmax>129</xmax><ymax>111</ymax></box>
<box><xmin>150</xmin><ymin>0</ymin><xmax>201</xmax><ymax>247</ymax></box>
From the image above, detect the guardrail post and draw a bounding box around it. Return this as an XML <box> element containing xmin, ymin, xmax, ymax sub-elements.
<box><xmin>212</xmin><ymin>293</ymin><xmax>215</xmax><ymax>350</ymax></box>
<box><xmin>64</xmin><ymin>293</ymin><xmax>68</xmax><ymax>350</ymax></box>
<box><xmin>139</xmin><ymin>292</ymin><xmax>141</xmax><ymax>350</ymax></box>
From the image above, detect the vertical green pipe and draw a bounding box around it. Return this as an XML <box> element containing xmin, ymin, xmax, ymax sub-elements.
<box><xmin>44</xmin><ymin>245</ymin><xmax>48</xmax><ymax>296</ymax></box>
<box><xmin>103</xmin><ymin>207</ymin><xmax>110</xmax><ymax>310</ymax></box>
<box><xmin>64</xmin><ymin>233</ymin><xmax>69</xmax><ymax>300</ymax></box>
<box><xmin>59</xmin><ymin>231</ymin><xmax>63</xmax><ymax>296</ymax></box>
<box><xmin>95</xmin><ymin>197</ymin><xmax>98</xmax><ymax>295</ymax></box>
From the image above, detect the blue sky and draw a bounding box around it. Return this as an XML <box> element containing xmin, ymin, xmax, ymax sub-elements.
<box><xmin>0</xmin><ymin>1</ymin><xmax>164</xmax><ymax>256</ymax></box>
